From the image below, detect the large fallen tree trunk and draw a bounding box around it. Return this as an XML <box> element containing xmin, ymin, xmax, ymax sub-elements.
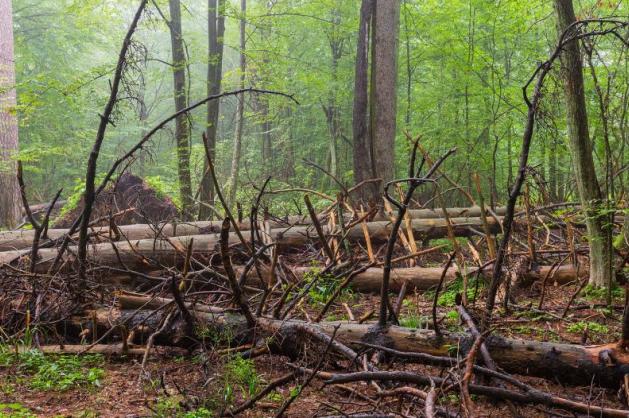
<box><xmin>81</xmin><ymin>307</ymin><xmax>629</xmax><ymax>388</ymax></box>
<box><xmin>0</xmin><ymin>213</ymin><xmax>503</xmax><ymax>251</ymax></box>
<box><xmin>0</xmin><ymin>217</ymin><xmax>500</xmax><ymax>271</ymax></box>
<box><xmin>241</xmin><ymin>264</ymin><xmax>585</xmax><ymax>293</ymax></box>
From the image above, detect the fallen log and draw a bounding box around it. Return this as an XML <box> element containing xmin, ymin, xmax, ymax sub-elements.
<box><xmin>386</xmin><ymin>206</ymin><xmax>508</xmax><ymax>220</ymax></box>
<box><xmin>0</xmin><ymin>217</ymin><xmax>500</xmax><ymax>272</ymax></box>
<box><xmin>0</xmin><ymin>215</ymin><xmax>501</xmax><ymax>252</ymax></box>
<box><xmin>36</xmin><ymin>344</ymin><xmax>186</xmax><ymax>356</ymax></box>
<box><xmin>74</xmin><ymin>263</ymin><xmax>584</xmax><ymax>295</ymax></box>
<box><xmin>516</xmin><ymin>264</ymin><xmax>588</xmax><ymax>286</ymax></box>
<box><xmin>242</xmin><ymin>264</ymin><xmax>584</xmax><ymax>293</ymax></box>
<box><xmin>82</xmin><ymin>307</ymin><xmax>629</xmax><ymax>388</ymax></box>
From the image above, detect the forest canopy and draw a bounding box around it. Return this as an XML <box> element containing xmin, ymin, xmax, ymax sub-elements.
<box><xmin>5</xmin><ymin>0</ymin><xmax>625</xmax><ymax>212</ymax></box>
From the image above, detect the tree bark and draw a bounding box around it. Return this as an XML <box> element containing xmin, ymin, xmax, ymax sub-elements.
<box><xmin>352</xmin><ymin>0</ymin><xmax>376</xmax><ymax>203</ymax></box>
<box><xmin>0</xmin><ymin>0</ymin><xmax>21</xmax><ymax>229</ymax></box>
<box><xmin>0</xmin><ymin>217</ymin><xmax>500</xmax><ymax>272</ymax></box>
<box><xmin>198</xmin><ymin>0</ymin><xmax>226</xmax><ymax>220</ymax></box>
<box><xmin>352</xmin><ymin>0</ymin><xmax>400</xmax><ymax>205</ymax></box>
<box><xmin>554</xmin><ymin>0</ymin><xmax>613</xmax><ymax>288</ymax></box>
<box><xmin>86</xmin><ymin>308</ymin><xmax>629</xmax><ymax>388</ymax></box>
<box><xmin>228</xmin><ymin>0</ymin><xmax>247</xmax><ymax>208</ymax></box>
<box><xmin>168</xmin><ymin>0</ymin><xmax>194</xmax><ymax>220</ymax></box>
<box><xmin>371</xmin><ymin>0</ymin><xmax>400</xmax><ymax>189</ymax></box>
<box><xmin>0</xmin><ymin>211</ymin><xmax>511</xmax><ymax>251</ymax></box>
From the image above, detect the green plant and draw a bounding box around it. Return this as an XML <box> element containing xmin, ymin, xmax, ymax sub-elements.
<box><xmin>182</xmin><ymin>408</ymin><xmax>213</xmax><ymax>418</ymax></box>
<box><xmin>425</xmin><ymin>275</ymin><xmax>482</xmax><ymax>307</ymax></box>
<box><xmin>567</xmin><ymin>321</ymin><xmax>609</xmax><ymax>335</ymax></box>
<box><xmin>304</xmin><ymin>269</ymin><xmax>350</xmax><ymax>306</ymax></box>
<box><xmin>399</xmin><ymin>314</ymin><xmax>425</xmax><ymax>328</ymax></box>
<box><xmin>0</xmin><ymin>348</ymin><xmax>104</xmax><ymax>392</ymax></box>
<box><xmin>151</xmin><ymin>397</ymin><xmax>214</xmax><ymax>418</ymax></box>
<box><xmin>145</xmin><ymin>175</ymin><xmax>181</xmax><ymax>209</ymax></box>
<box><xmin>582</xmin><ymin>284</ymin><xmax>623</xmax><ymax>301</ymax></box>
<box><xmin>430</xmin><ymin>238</ymin><xmax>466</xmax><ymax>253</ymax></box>
<box><xmin>445</xmin><ymin>310</ymin><xmax>459</xmax><ymax>321</ymax></box>
<box><xmin>152</xmin><ymin>397</ymin><xmax>183</xmax><ymax>418</ymax></box>
<box><xmin>266</xmin><ymin>391</ymin><xmax>283</xmax><ymax>403</ymax></box>
<box><xmin>0</xmin><ymin>403</ymin><xmax>36</xmax><ymax>418</ymax></box>
<box><xmin>55</xmin><ymin>175</ymin><xmax>104</xmax><ymax>219</ymax></box>
<box><xmin>224</xmin><ymin>355</ymin><xmax>259</xmax><ymax>399</ymax></box>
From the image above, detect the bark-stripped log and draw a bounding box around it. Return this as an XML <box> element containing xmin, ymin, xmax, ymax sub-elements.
<box><xmin>0</xmin><ymin>217</ymin><xmax>500</xmax><ymax>271</ymax></box>
<box><xmin>81</xmin><ymin>307</ymin><xmax>629</xmax><ymax>388</ymax></box>
<box><xmin>241</xmin><ymin>264</ymin><xmax>585</xmax><ymax>293</ymax></box>
<box><xmin>0</xmin><ymin>212</ymin><xmax>505</xmax><ymax>251</ymax></box>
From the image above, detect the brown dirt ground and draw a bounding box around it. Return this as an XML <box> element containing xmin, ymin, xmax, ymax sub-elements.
<box><xmin>1</xmin><ymin>278</ymin><xmax>627</xmax><ymax>417</ymax></box>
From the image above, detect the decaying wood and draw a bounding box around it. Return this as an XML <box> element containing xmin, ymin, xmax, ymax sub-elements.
<box><xmin>243</xmin><ymin>264</ymin><xmax>584</xmax><ymax>293</ymax></box>
<box><xmin>0</xmin><ymin>218</ymin><xmax>501</xmax><ymax>272</ymax></box>
<box><xmin>82</xmin><ymin>306</ymin><xmax>629</xmax><ymax>388</ymax></box>
<box><xmin>0</xmin><ymin>216</ymin><xmax>502</xmax><ymax>252</ymax></box>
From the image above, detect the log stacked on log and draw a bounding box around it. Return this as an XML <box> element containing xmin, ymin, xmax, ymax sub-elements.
<box><xmin>0</xmin><ymin>217</ymin><xmax>501</xmax><ymax>271</ymax></box>
<box><xmin>0</xmin><ymin>211</ymin><xmax>504</xmax><ymax>251</ymax></box>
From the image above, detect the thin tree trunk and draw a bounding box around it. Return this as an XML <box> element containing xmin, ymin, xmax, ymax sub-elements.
<box><xmin>228</xmin><ymin>0</ymin><xmax>246</xmax><ymax>208</ymax></box>
<box><xmin>403</xmin><ymin>0</ymin><xmax>412</xmax><ymax>127</ymax></box>
<box><xmin>168</xmin><ymin>0</ymin><xmax>193</xmax><ymax>220</ymax></box>
<box><xmin>324</xmin><ymin>8</ymin><xmax>343</xmax><ymax>187</ymax></box>
<box><xmin>0</xmin><ymin>0</ymin><xmax>21</xmax><ymax>229</ymax></box>
<box><xmin>554</xmin><ymin>0</ymin><xmax>612</xmax><ymax>288</ymax></box>
<box><xmin>198</xmin><ymin>0</ymin><xmax>226</xmax><ymax>220</ymax></box>
<box><xmin>549</xmin><ymin>136</ymin><xmax>558</xmax><ymax>202</ymax></box>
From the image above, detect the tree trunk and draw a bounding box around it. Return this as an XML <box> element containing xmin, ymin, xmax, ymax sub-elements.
<box><xmin>0</xmin><ymin>217</ymin><xmax>501</xmax><ymax>272</ymax></box>
<box><xmin>228</xmin><ymin>0</ymin><xmax>246</xmax><ymax>208</ymax></box>
<box><xmin>0</xmin><ymin>209</ymin><xmax>513</xmax><ymax>251</ymax></box>
<box><xmin>554</xmin><ymin>0</ymin><xmax>613</xmax><ymax>288</ymax></box>
<box><xmin>0</xmin><ymin>0</ymin><xmax>21</xmax><ymax>229</ymax></box>
<box><xmin>351</xmin><ymin>0</ymin><xmax>375</xmax><ymax>203</ymax></box>
<box><xmin>352</xmin><ymin>0</ymin><xmax>400</xmax><ymax>205</ymax></box>
<box><xmin>86</xmin><ymin>308</ymin><xmax>629</xmax><ymax>388</ymax></box>
<box><xmin>168</xmin><ymin>0</ymin><xmax>193</xmax><ymax>220</ymax></box>
<box><xmin>242</xmin><ymin>264</ymin><xmax>584</xmax><ymax>293</ymax></box>
<box><xmin>370</xmin><ymin>0</ymin><xmax>400</xmax><ymax>193</ymax></box>
<box><xmin>198</xmin><ymin>0</ymin><xmax>226</xmax><ymax>220</ymax></box>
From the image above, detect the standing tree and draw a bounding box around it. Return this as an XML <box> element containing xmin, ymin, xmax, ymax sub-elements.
<box><xmin>166</xmin><ymin>0</ymin><xmax>194</xmax><ymax>220</ymax></box>
<box><xmin>352</xmin><ymin>0</ymin><xmax>400</xmax><ymax>204</ymax></box>
<box><xmin>0</xmin><ymin>0</ymin><xmax>21</xmax><ymax>228</ymax></box>
<box><xmin>198</xmin><ymin>0</ymin><xmax>226</xmax><ymax>220</ymax></box>
<box><xmin>228</xmin><ymin>0</ymin><xmax>247</xmax><ymax>207</ymax></box>
<box><xmin>554</xmin><ymin>0</ymin><xmax>613</xmax><ymax>288</ymax></box>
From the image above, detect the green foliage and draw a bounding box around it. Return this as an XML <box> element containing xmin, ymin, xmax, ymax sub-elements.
<box><xmin>582</xmin><ymin>284</ymin><xmax>623</xmax><ymax>301</ymax></box>
<box><xmin>151</xmin><ymin>397</ymin><xmax>183</xmax><ymax>418</ymax></box>
<box><xmin>399</xmin><ymin>314</ymin><xmax>425</xmax><ymax>329</ymax></box>
<box><xmin>151</xmin><ymin>397</ymin><xmax>213</xmax><ymax>418</ymax></box>
<box><xmin>224</xmin><ymin>355</ymin><xmax>259</xmax><ymax>400</ymax></box>
<box><xmin>55</xmin><ymin>174</ymin><xmax>105</xmax><ymax>220</ymax></box>
<box><xmin>425</xmin><ymin>275</ymin><xmax>482</xmax><ymax>307</ymax></box>
<box><xmin>566</xmin><ymin>321</ymin><xmax>609</xmax><ymax>335</ymax></box>
<box><xmin>430</xmin><ymin>238</ymin><xmax>467</xmax><ymax>253</ymax></box>
<box><xmin>145</xmin><ymin>175</ymin><xmax>181</xmax><ymax>209</ymax></box>
<box><xmin>445</xmin><ymin>310</ymin><xmax>459</xmax><ymax>321</ymax></box>
<box><xmin>11</xmin><ymin>0</ymin><xmax>629</xmax><ymax>225</ymax></box>
<box><xmin>0</xmin><ymin>347</ymin><xmax>104</xmax><ymax>392</ymax></box>
<box><xmin>304</xmin><ymin>269</ymin><xmax>353</xmax><ymax>306</ymax></box>
<box><xmin>0</xmin><ymin>403</ymin><xmax>36</xmax><ymax>418</ymax></box>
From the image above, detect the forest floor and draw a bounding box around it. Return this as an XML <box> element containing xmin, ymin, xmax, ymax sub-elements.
<box><xmin>1</xmin><ymin>281</ymin><xmax>626</xmax><ymax>417</ymax></box>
